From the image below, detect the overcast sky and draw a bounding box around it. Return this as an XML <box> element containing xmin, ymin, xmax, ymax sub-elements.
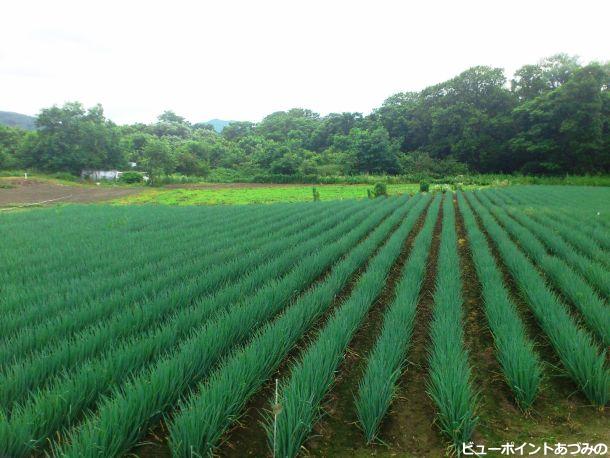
<box><xmin>1</xmin><ymin>0</ymin><xmax>608</xmax><ymax>124</ymax></box>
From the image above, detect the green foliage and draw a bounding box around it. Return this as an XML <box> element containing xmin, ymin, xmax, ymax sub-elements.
<box><xmin>49</xmin><ymin>171</ymin><xmax>79</xmax><ymax>181</ymax></box>
<box><xmin>419</xmin><ymin>181</ymin><xmax>430</xmax><ymax>192</ymax></box>
<box><xmin>337</xmin><ymin>126</ymin><xmax>400</xmax><ymax>174</ymax></box>
<box><xmin>221</xmin><ymin>121</ymin><xmax>255</xmax><ymax>140</ymax></box>
<box><xmin>457</xmin><ymin>192</ymin><xmax>541</xmax><ymax>408</ymax></box>
<box><xmin>118</xmin><ymin>171</ymin><xmax>144</xmax><ymax>183</ymax></box>
<box><xmin>140</xmin><ymin>137</ymin><xmax>175</xmax><ymax>184</ymax></box>
<box><xmin>510</xmin><ymin>62</ymin><xmax>610</xmax><ymax>174</ymax></box>
<box><xmin>117</xmin><ymin>184</ymin><xmax>418</xmax><ymax>205</ymax></box>
<box><xmin>206</xmin><ymin>167</ymin><xmax>242</xmax><ymax>182</ymax></box>
<box><xmin>426</xmin><ymin>196</ymin><xmax>477</xmax><ymax>449</ymax></box>
<box><xmin>19</xmin><ymin>102</ymin><xmax>125</xmax><ymax>174</ymax></box>
<box><xmin>312</xmin><ymin>186</ymin><xmax>320</xmax><ymax>201</ymax></box>
<box><xmin>256</xmin><ymin>109</ymin><xmax>320</xmax><ymax>148</ymax></box>
<box><xmin>54</xmin><ymin>200</ymin><xmax>404</xmax><ymax>458</ymax></box>
<box><xmin>174</xmin><ymin>150</ymin><xmax>209</xmax><ymax>177</ymax></box>
<box><xmin>355</xmin><ymin>195</ymin><xmax>441</xmax><ymax>442</ymax></box>
<box><xmin>0</xmin><ymin>125</ymin><xmax>26</xmax><ymax>169</ymax></box>
<box><xmin>2</xmin><ymin>55</ymin><xmax>609</xmax><ymax>179</ymax></box>
<box><xmin>267</xmin><ymin>196</ymin><xmax>430</xmax><ymax>458</ymax></box>
<box><xmin>398</xmin><ymin>150</ymin><xmax>469</xmax><ymax>176</ymax></box>
<box><xmin>166</xmin><ymin>197</ymin><xmax>416</xmax><ymax>457</ymax></box>
<box><xmin>373</xmin><ymin>182</ymin><xmax>387</xmax><ymax>197</ymax></box>
<box><xmin>511</xmin><ymin>54</ymin><xmax>580</xmax><ymax>101</ymax></box>
<box><xmin>466</xmin><ymin>191</ymin><xmax>609</xmax><ymax>405</ymax></box>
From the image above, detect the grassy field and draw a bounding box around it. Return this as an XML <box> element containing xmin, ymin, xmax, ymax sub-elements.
<box><xmin>0</xmin><ymin>186</ymin><xmax>608</xmax><ymax>457</ymax></box>
<box><xmin>114</xmin><ymin>183</ymin><xmax>422</xmax><ymax>205</ymax></box>
<box><xmin>3</xmin><ymin>171</ymin><xmax>610</xmax><ymax>207</ymax></box>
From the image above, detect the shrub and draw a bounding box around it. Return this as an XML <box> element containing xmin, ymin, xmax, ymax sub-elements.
<box><xmin>207</xmin><ymin>167</ymin><xmax>242</xmax><ymax>183</ymax></box>
<box><xmin>50</xmin><ymin>172</ymin><xmax>79</xmax><ymax>182</ymax></box>
<box><xmin>373</xmin><ymin>182</ymin><xmax>387</xmax><ymax>198</ymax></box>
<box><xmin>312</xmin><ymin>187</ymin><xmax>320</xmax><ymax>201</ymax></box>
<box><xmin>420</xmin><ymin>181</ymin><xmax>430</xmax><ymax>192</ymax></box>
<box><xmin>119</xmin><ymin>172</ymin><xmax>144</xmax><ymax>184</ymax></box>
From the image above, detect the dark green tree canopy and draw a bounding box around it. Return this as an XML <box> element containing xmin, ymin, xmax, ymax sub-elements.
<box><xmin>511</xmin><ymin>54</ymin><xmax>580</xmax><ymax>101</ymax></box>
<box><xmin>20</xmin><ymin>102</ymin><xmax>124</xmax><ymax>174</ymax></box>
<box><xmin>2</xmin><ymin>55</ymin><xmax>608</xmax><ymax>178</ymax></box>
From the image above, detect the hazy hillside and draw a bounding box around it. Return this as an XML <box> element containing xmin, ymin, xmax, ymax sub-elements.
<box><xmin>0</xmin><ymin>111</ymin><xmax>36</xmax><ymax>130</ymax></box>
<box><xmin>205</xmin><ymin>119</ymin><xmax>232</xmax><ymax>132</ymax></box>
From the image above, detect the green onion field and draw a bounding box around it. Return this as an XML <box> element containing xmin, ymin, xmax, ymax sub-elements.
<box><xmin>0</xmin><ymin>185</ymin><xmax>608</xmax><ymax>457</ymax></box>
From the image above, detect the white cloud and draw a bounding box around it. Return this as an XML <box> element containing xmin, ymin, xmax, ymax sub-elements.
<box><xmin>1</xmin><ymin>0</ymin><xmax>608</xmax><ymax>124</ymax></box>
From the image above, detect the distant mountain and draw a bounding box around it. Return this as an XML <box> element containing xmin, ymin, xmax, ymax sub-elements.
<box><xmin>204</xmin><ymin>119</ymin><xmax>232</xmax><ymax>133</ymax></box>
<box><xmin>0</xmin><ymin>111</ymin><xmax>233</xmax><ymax>133</ymax></box>
<box><xmin>0</xmin><ymin>111</ymin><xmax>37</xmax><ymax>130</ymax></box>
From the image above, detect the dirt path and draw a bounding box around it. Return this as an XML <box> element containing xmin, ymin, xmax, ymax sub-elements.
<box><xmin>0</xmin><ymin>178</ymin><xmax>143</xmax><ymax>207</ymax></box>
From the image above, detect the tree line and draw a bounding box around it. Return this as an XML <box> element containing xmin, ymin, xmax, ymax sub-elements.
<box><xmin>1</xmin><ymin>54</ymin><xmax>608</xmax><ymax>181</ymax></box>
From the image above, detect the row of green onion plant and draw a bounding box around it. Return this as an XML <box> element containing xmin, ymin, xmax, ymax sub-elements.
<box><xmin>353</xmin><ymin>194</ymin><xmax>441</xmax><ymax>443</ymax></box>
<box><xmin>465</xmin><ymin>191</ymin><xmax>608</xmax><ymax>406</ymax></box>
<box><xmin>51</xmin><ymin>196</ymin><xmax>412</xmax><ymax>458</ymax></box>
<box><xmin>263</xmin><ymin>196</ymin><xmax>431</xmax><ymax>458</ymax></box>
<box><xmin>476</xmin><ymin>190</ymin><xmax>610</xmax><ymax>347</ymax></box>
<box><xmin>165</xmin><ymin>195</ymin><xmax>431</xmax><ymax>457</ymax></box>
<box><xmin>456</xmin><ymin>192</ymin><xmax>542</xmax><ymax>409</ymax></box>
<box><xmin>426</xmin><ymin>194</ymin><xmax>478</xmax><ymax>450</ymax></box>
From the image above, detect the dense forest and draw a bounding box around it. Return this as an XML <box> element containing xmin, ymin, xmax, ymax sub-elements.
<box><xmin>1</xmin><ymin>54</ymin><xmax>608</xmax><ymax>181</ymax></box>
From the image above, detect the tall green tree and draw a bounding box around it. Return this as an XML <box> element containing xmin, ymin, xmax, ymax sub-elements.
<box><xmin>3</xmin><ymin>54</ymin><xmax>607</xmax><ymax>178</ymax></box>
<box><xmin>140</xmin><ymin>137</ymin><xmax>175</xmax><ymax>182</ymax></box>
<box><xmin>373</xmin><ymin>92</ymin><xmax>427</xmax><ymax>152</ymax></box>
<box><xmin>310</xmin><ymin>112</ymin><xmax>362</xmax><ymax>151</ymax></box>
<box><xmin>0</xmin><ymin>125</ymin><xmax>26</xmax><ymax>169</ymax></box>
<box><xmin>256</xmin><ymin>109</ymin><xmax>320</xmax><ymax>149</ymax></box>
<box><xmin>510</xmin><ymin>63</ymin><xmax>610</xmax><ymax>173</ymax></box>
<box><xmin>511</xmin><ymin>54</ymin><xmax>580</xmax><ymax>101</ymax></box>
<box><xmin>340</xmin><ymin>126</ymin><xmax>400</xmax><ymax>174</ymax></box>
<box><xmin>21</xmin><ymin>102</ymin><xmax>124</xmax><ymax>174</ymax></box>
<box><xmin>221</xmin><ymin>121</ymin><xmax>255</xmax><ymax>141</ymax></box>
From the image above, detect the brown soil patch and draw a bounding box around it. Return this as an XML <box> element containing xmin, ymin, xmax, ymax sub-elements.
<box><xmin>0</xmin><ymin>178</ymin><xmax>143</xmax><ymax>207</ymax></box>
